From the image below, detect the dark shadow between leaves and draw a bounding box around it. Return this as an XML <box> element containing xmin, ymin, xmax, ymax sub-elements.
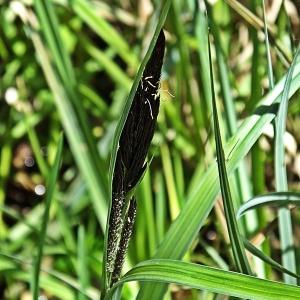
<box><xmin>253</xmin><ymin>102</ymin><xmax>279</xmax><ymax>116</ymax></box>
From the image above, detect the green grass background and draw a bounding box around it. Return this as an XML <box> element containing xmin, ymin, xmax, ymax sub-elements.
<box><xmin>1</xmin><ymin>0</ymin><xmax>300</xmax><ymax>299</ymax></box>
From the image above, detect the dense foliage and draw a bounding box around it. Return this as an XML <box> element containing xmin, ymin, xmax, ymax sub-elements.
<box><xmin>1</xmin><ymin>0</ymin><xmax>300</xmax><ymax>299</ymax></box>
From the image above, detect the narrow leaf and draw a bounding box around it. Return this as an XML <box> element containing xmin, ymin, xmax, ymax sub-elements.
<box><xmin>243</xmin><ymin>238</ymin><xmax>300</xmax><ymax>280</ymax></box>
<box><xmin>110</xmin><ymin>259</ymin><xmax>300</xmax><ymax>300</ymax></box>
<box><xmin>237</xmin><ymin>192</ymin><xmax>300</xmax><ymax>218</ymax></box>
<box><xmin>31</xmin><ymin>134</ymin><xmax>63</xmax><ymax>299</ymax></box>
<box><xmin>207</xmin><ymin>17</ymin><xmax>251</xmax><ymax>274</ymax></box>
<box><xmin>262</xmin><ymin>0</ymin><xmax>274</xmax><ymax>89</ymax></box>
<box><xmin>275</xmin><ymin>44</ymin><xmax>300</xmax><ymax>284</ymax></box>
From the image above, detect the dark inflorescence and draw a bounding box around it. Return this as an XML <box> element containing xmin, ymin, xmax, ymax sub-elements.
<box><xmin>106</xmin><ymin>30</ymin><xmax>165</xmax><ymax>287</ymax></box>
<box><xmin>107</xmin><ymin>192</ymin><xmax>125</xmax><ymax>272</ymax></box>
<box><xmin>113</xmin><ymin>30</ymin><xmax>165</xmax><ymax>196</ymax></box>
<box><xmin>111</xmin><ymin>199</ymin><xmax>137</xmax><ymax>285</ymax></box>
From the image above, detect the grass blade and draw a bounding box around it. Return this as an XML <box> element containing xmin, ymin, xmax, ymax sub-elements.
<box><xmin>0</xmin><ymin>113</ymin><xmax>13</xmax><ymax>236</ymax></box>
<box><xmin>208</xmin><ymin>4</ymin><xmax>253</xmax><ymax>236</ymax></box>
<box><xmin>139</xmin><ymin>170</ymin><xmax>157</xmax><ymax>256</ymax></box>
<box><xmin>160</xmin><ymin>143</ymin><xmax>180</xmax><ymax>220</ymax></box>
<box><xmin>237</xmin><ymin>192</ymin><xmax>300</xmax><ymax>217</ymax></box>
<box><xmin>77</xmin><ymin>226</ymin><xmax>89</xmax><ymax>300</ymax></box>
<box><xmin>274</xmin><ymin>44</ymin><xmax>300</xmax><ymax>284</ymax></box>
<box><xmin>31</xmin><ymin>134</ymin><xmax>63</xmax><ymax>299</ymax></box>
<box><xmin>81</xmin><ymin>35</ymin><xmax>132</xmax><ymax>90</ymax></box>
<box><xmin>262</xmin><ymin>0</ymin><xmax>274</xmax><ymax>89</ymax></box>
<box><xmin>243</xmin><ymin>238</ymin><xmax>300</xmax><ymax>280</ymax></box>
<box><xmin>195</xmin><ymin>1</ymin><xmax>211</xmax><ymax>127</ymax></box>
<box><xmin>207</xmin><ymin>19</ymin><xmax>251</xmax><ymax>273</ymax></box>
<box><xmin>71</xmin><ymin>0</ymin><xmax>138</xmax><ymax>69</ymax></box>
<box><xmin>155</xmin><ymin>171</ymin><xmax>166</xmax><ymax>244</ymax></box>
<box><xmin>34</xmin><ymin>0</ymin><xmax>76</xmax><ymax>86</ymax></box>
<box><xmin>112</xmin><ymin>259</ymin><xmax>300</xmax><ymax>300</ymax></box>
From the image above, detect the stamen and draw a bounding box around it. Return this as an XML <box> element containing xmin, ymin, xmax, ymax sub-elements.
<box><xmin>161</xmin><ymin>89</ymin><xmax>175</xmax><ymax>98</ymax></box>
<box><xmin>151</xmin><ymin>92</ymin><xmax>160</xmax><ymax>100</ymax></box>
<box><xmin>144</xmin><ymin>98</ymin><xmax>153</xmax><ymax>119</ymax></box>
<box><xmin>146</xmin><ymin>80</ymin><xmax>156</xmax><ymax>88</ymax></box>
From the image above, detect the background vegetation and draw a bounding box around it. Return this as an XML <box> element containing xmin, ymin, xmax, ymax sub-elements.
<box><xmin>1</xmin><ymin>0</ymin><xmax>300</xmax><ymax>299</ymax></box>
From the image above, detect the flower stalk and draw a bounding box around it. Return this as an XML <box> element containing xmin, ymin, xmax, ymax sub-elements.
<box><xmin>101</xmin><ymin>30</ymin><xmax>165</xmax><ymax>298</ymax></box>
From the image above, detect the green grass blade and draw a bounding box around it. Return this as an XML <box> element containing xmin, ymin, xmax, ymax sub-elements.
<box><xmin>208</xmin><ymin>6</ymin><xmax>236</xmax><ymax>136</ymax></box>
<box><xmin>274</xmin><ymin>44</ymin><xmax>300</xmax><ymax>284</ymax></box>
<box><xmin>208</xmin><ymin>5</ymin><xmax>253</xmax><ymax>235</ymax></box>
<box><xmin>24</xmin><ymin>113</ymin><xmax>49</xmax><ymax>177</ymax></box>
<box><xmin>243</xmin><ymin>238</ymin><xmax>300</xmax><ymax>280</ymax></box>
<box><xmin>79</xmin><ymin>84</ymin><xmax>109</xmax><ymax>116</ymax></box>
<box><xmin>195</xmin><ymin>2</ymin><xmax>211</xmax><ymax>127</ymax></box>
<box><xmin>172</xmin><ymin>149</ymin><xmax>185</xmax><ymax>207</ymax></box>
<box><xmin>77</xmin><ymin>225</ymin><xmax>89</xmax><ymax>300</ymax></box>
<box><xmin>112</xmin><ymin>259</ymin><xmax>300</xmax><ymax>300</ymax></box>
<box><xmin>81</xmin><ymin>36</ymin><xmax>132</xmax><ymax>90</ymax></box>
<box><xmin>34</xmin><ymin>0</ymin><xmax>76</xmax><ymax>86</ymax></box>
<box><xmin>0</xmin><ymin>113</ymin><xmax>13</xmax><ymax>236</ymax></box>
<box><xmin>199</xmin><ymin>239</ymin><xmax>229</xmax><ymax>270</ymax></box>
<box><xmin>57</xmin><ymin>206</ymin><xmax>77</xmax><ymax>252</ymax></box>
<box><xmin>11</xmin><ymin>111</ymin><xmax>46</xmax><ymax>139</ymax></box>
<box><xmin>161</xmin><ymin>143</ymin><xmax>180</xmax><ymax>220</ymax></box>
<box><xmin>8</xmin><ymin>204</ymin><xmax>44</xmax><ymax>243</ymax></box>
<box><xmin>139</xmin><ymin>171</ymin><xmax>157</xmax><ymax>256</ymax></box>
<box><xmin>71</xmin><ymin>0</ymin><xmax>138</xmax><ymax>69</ymax></box>
<box><xmin>246</xmin><ymin>0</ymin><xmax>268</xmax><ymax>278</ymax></box>
<box><xmin>31</xmin><ymin>134</ymin><xmax>63</xmax><ymax>299</ymax></box>
<box><xmin>155</xmin><ymin>171</ymin><xmax>166</xmax><ymax>244</ymax></box>
<box><xmin>262</xmin><ymin>0</ymin><xmax>274</xmax><ymax>89</ymax></box>
<box><xmin>208</xmin><ymin>24</ymin><xmax>251</xmax><ymax>274</ymax></box>
<box><xmin>237</xmin><ymin>192</ymin><xmax>300</xmax><ymax>217</ymax></box>
<box><xmin>137</xmin><ymin>57</ymin><xmax>300</xmax><ymax>300</ymax></box>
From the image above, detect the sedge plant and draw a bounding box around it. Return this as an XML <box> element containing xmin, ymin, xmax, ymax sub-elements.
<box><xmin>1</xmin><ymin>1</ymin><xmax>300</xmax><ymax>300</ymax></box>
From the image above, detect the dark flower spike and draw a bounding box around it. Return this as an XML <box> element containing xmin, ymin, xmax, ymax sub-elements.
<box><xmin>113</xmin><ymin>29</ymin><xmax>165</xmax><ymax>195</ymax></box>
<box><xmin>106</xmin><ymin>30</ymin><xmax>165</xmax><ymax>288</ymax></box>
<box><xmin>111</xmin><ymin>199</ymin><xmax>137</xmax><ymax>285</ymax></box>
<box><xmin>106</xmin><ymin>191</ymin><xmax>125</xmax><ymax>272</ymax></box>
